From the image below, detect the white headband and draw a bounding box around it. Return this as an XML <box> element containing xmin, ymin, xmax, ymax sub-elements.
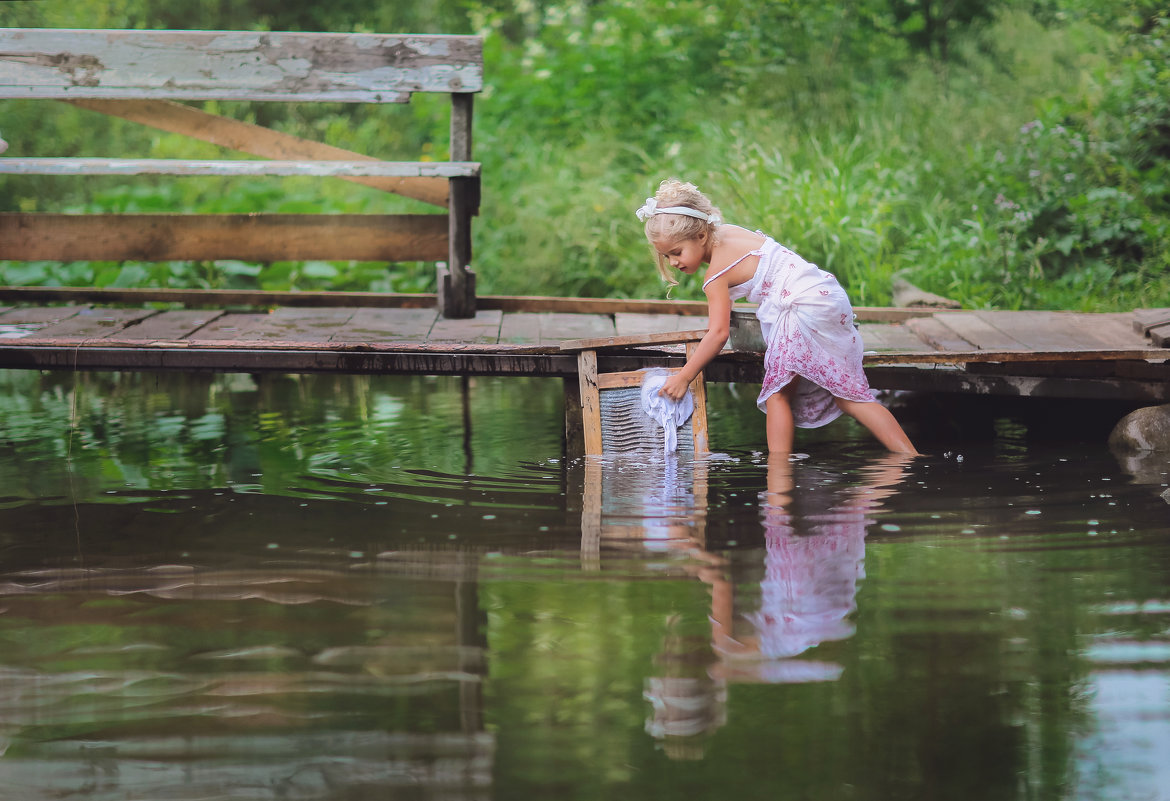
<box><xmin>635</xmin><ymin>197</ymin><xmax>721</xmax><ymax>225</ymax></box>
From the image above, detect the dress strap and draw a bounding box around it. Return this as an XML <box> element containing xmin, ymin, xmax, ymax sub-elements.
<box><xmin>702</xmin><ymin>249</ymin><xmax>762</xmax><ymax>291</ymax></box>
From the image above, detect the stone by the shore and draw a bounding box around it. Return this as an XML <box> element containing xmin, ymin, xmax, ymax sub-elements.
<box><xmin>1108</xmin><ymin>404</ymin><xmax>1170</xmax><ymax>452</ymax></box>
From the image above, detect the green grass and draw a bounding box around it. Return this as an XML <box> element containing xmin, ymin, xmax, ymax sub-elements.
<box><xmin>1</xmin><ymin>1</ymin><xmax>1166</xmax><ymax>311</ymax></box>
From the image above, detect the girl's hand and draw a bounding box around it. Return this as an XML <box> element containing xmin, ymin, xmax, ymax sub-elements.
<box><xmin>659</xmin><ymin>372</ymin><xmax>691</xmax><ymax>401</ymax></box>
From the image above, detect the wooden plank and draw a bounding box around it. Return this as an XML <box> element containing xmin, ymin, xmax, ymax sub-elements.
<box><xmin>330</xmin><ymin>307</ymin><xmax>438</xmax><ymax>343</ymax></box>
<box><xmin>866</xmin><ymin>364</ymin><xmax>1170</xmax><ymax>402</ymax></box>
<box><xmin>0</xmin><ymin>158</ymin><xmax>479</xmax><ymax>178</ymax></box>
<box><xmin>536</xmin><ymin>313</ymin><xmax>615</xmax><ymax>345</ymax></box>
<box><xmin>238</xmin><ymin>307</ymin><xmax>357</xmax><ymax>342</ymax></box>
<box><xmin>1081</xmin><ymin>314</ymin><xmax>1152</xmax><ymax>348</ymax></box>
<box><xmin>560</xmin><ymin>329</ymin><xmax>708</xmax><ymax>352</ymax></box>
<box><xmin>614</xmin><ymin>312</ymin><xmax>692</xmax><ymax>337</ymax></box>
<box><xmin>597</xmin><ymin>369</ymin><xmax>655</xmax><ymax>390</ymax></box>
<box><xmin>498</xmin><ymin>313</ymin><xmax>543</xmax><ymax>344</ymax></box>
<box><xmin>427</xmin><ymin>310</ymin><xmax>502</xmax><ymax>344</ymax></box>
<box><xmin>31</xmin><ymin>307</ymin><xmax>156</xmax><ymax>338</ymax></box>
<box><xmin>117</xmin><ymin>309</ymin><xmax>225</xmax><ymax>340</ymax></box>
<box><xmin>0</xmin><ymin>286</ymin><xmax>441</xmax><ymax>309</ymax></box>
<box><xmin>0</xmin><ymin>305</ymin><xmax>86</xmax><ymax>325</ymax></box>
<box><xmin>972</xmin><ymin>310</ymin><xmax>1087</xmax><ymax>351</ymax></box>
<box><xmin>857</xmin><ymin>323</ymin><xmax>934</xmax><ymax>352</ymax></box>
<box><xmin>187</xmin><ymin>313</ymin><xmax>272</xmax><ymax>341</ymax></box>
<box><xmin>1150</xmin><ymin>323</ymin><xmax>1170</xmax><ymax>348</ymax></box>
<box><xmin>0</xmin><ymin>30</ymin><xmax>483</xmax><ymax>101</ymax></box>
<box><xmin>578</xmin><ymin>350</ymin><xmax>603</xmax><ymax>457</ymax></box>
<box><xmin>1032</xmin><ymin>311</ymin><xmax>1149</xmax><ymax>351</ymax></box>
<box><xmin>65</xmin><ymin>99</ymin><xmax>449</xmax><ymax>207</ymax></box>
<box><xmin>860</xmin><ymin>348</ymin><xmax>1170</xmax><ymax>365</ymax></box>
<box><xmin>927</xmin><ymin>311</ymin><xmax>1028</xmax><ymax>350</ymax></box>
<box><xmin>1133</xmin><ymin>308</ymin><xmax>1170</xmax><ymax>334</ymax></box>
<box><xmin>904</xmin><ymin>316</ymin><xmax>976</xmax><ymax>352</ymax></box>
<box><xmin>0</xmin><ymin>213</ymin><xmax>448</xmax><ymax>261</ymax></box>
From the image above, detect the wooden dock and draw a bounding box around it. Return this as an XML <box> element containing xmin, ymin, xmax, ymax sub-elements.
<box><xmin>0</xmin><ymin>288</ymin><xmax>1165</xmax><ymax>403</ymax></box>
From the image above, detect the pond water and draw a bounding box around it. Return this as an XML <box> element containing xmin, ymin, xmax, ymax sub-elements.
<box><xmin>0</xmin><ymin>370</ymin><xmax>1168</xmax><ymax>800</ymax></box>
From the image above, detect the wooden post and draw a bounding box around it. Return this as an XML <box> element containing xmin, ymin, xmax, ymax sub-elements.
<box><xmin>578</xmin><ymin>349</ymin><xmax>603</xmax><ymax>456</ymax></box>
<box><xmin>686</xmin><ymin>341</ymin><xmax>710</xmax><ymax>455</ymax></box>
<box><xmin>563</xmin><ymin>377</ymin><xmax>585</xmax><ymax>459</ymax></box>
<box><xmin>440</xmin><ymin>92</ymin><xmax>477</xmax><ymax>319</ymax></box>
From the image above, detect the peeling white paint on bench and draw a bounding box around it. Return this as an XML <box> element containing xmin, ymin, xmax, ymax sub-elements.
<box><xmin>0</xmin><ymin>29</ymin><xmax>483</xmax><ymax>101</ymax></box>
<box><xmin>0</xmin><ymin>158</ymin><xmax>481</xmax><ymax>178</ymax></box>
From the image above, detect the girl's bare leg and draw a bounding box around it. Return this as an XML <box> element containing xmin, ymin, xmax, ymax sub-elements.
<box><xmin>835</xmin><ymin>397</ymin><xmax>918</xmax><ymax>454</ymax></box>
<box><xmin>765</xmin><ymin>380</ymin><xmax>800</xmax><ymax>454</ymax></box>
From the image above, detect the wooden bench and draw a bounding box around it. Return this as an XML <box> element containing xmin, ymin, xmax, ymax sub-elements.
<box><xmin>0</xmin><ymin>28</ymin><xmax>483</xmax><ymax>317</ymax></box>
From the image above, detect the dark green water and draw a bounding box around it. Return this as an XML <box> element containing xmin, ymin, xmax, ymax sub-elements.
<box><xmin>0</xmin><ymin>370</ymin><xmax>1168</xmax><ymax>800</ymax></box>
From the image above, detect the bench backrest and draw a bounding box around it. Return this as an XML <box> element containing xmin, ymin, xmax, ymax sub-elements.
<box><xmin>0</xmin><ymin>28</ymin><xmax>482</xmax><ymax>101</ymax></box>
<box><xmin>0</xmin><ymin>28</ymin><xmax>483</xmax><ymax>318</ymax></box>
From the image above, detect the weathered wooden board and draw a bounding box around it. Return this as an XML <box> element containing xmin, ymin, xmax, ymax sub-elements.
<box><xmin>428</xmin><ymin>310</ymin><xmax>503</xmax><ymax>344</ymax></box>
<box><xmin>923</xmin><ymin>311</ymin><xmax>1027</xmax><ymax>350</ymax></box>
<box><xmin>1075</xmin><ymin>313</ymin><xmax>1152</xmax><ymax>348</ymax></box>
<box><xmin>560</xmin><ymin>329</ymin><xmax>708</xmax><ymax>352</ymax></box>
<box><xmin>237</xmin><ymin>307</ymin><xmax>358</xmax><ymax>342</ymax></box>
<box><xmin>0</xmin><ymin>29</ymin><xmax>483</xmax><ymax>101</ymax></box>
<box><xmin>614</xmin><ymin>312</ymin><xmax>695</xmax><ymax>337</ymax></box>
<box><xmin>497</xmin><ymin>313</ymin><xmax>543</xmax><ymax>344</ymax></box>
<box><xmin>119</xmin><ymin>309</ymin><xmax>226</xmax><ymax>340</ymax></box>
<box><xmin>0</xmin><ymin>213</ymin><xmax>448</xmax><ymax>262</ymax></box>
<box><xmin>1133</xmin><ymin>308</ymin><xmax>1170</xmax><ymax>334</ymax></box>
<box><xmin>1150</xmin><ymin>323</ymin><xmax>1170</xmax><ymax>348</ymax></box>
<box><xmin>187</xmin><ymin>313</ymin><xmax>273</xmax><ymax>341</ymax></box>
<box><xmin>30</xmin><ymin>308</ymin><xmax>156</xmax><ymax>338</ymax></box>
<box><xmin>0</xmin><ymin>286</ymin><xmax>442</xmax><ymax>309</ymax></box>
<box><xmin>533</xmin><ymin>313</ymin><xmax>615</xmax><ymax>345</ymax></box>
<box><xmin>904</xmin><ymin>316</ymin><xmax>975</xmax><ymax>352</ymax></box>
<box><xmin>972</xmin><ymin>311</ymin><xmax>1088</xmax><ymax>351</ymax></box>
<box><xmin>0</xmin><ymin>305</ymin><xmax>86</xmax><ymax>325</ymax></box>
<box><xmin>0</xmin><ymin>158</ymin><xmax>479</xmax><ymax>178</ymax></box>
<box><xmin>64</xmin><ymin>99</ymin><xmax>451</xmax><ymax>207</ymax></box>
<box><xmin>329</xmin><ymin>307</ymin><xmax>438</xmax><ymax>343</ymax></box>
<box><xmin>857</xmin><ymin>323</ymin><xmax>935</xmax><ymax>352</ymax></box>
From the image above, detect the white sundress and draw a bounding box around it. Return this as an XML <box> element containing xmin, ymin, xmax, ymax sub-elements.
<box><xmin>702</xmin><ymin>236</ymin><xmax>876</xmax><ymax>427</ymax></box>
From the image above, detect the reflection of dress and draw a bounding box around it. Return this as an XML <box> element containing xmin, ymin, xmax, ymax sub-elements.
<box><xmin>703</xmin><ymin>236</ymin><xmax>874</xmax><ymax>426</ymax></box>
<box><xmin>747</xmin><ymin>511</ymin><xmax>867</xmax><ymax>660</ymax></box>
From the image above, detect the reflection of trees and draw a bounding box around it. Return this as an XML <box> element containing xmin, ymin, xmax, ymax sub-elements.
<box><xmin>0</xmin><ymin>370</ymin><xmax>565</xmax><ymax>501</ymax></box>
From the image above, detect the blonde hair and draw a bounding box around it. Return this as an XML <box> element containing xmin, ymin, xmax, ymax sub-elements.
<box><xmin>642</xmin><ymin>179</ymin><xmax>723</xmax><ymax>285</ymax></box>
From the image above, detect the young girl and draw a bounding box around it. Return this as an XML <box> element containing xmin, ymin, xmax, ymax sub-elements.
<box><xmin>637</xmin><ymin>179</ymin><xmax>917</xmax><ymax>455</ymax></box>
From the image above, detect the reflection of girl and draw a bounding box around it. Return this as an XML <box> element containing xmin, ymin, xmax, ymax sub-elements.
<box><xmin>749</xmin><ymin>509</ymin><xmax>866</xmax><ymax>659</ymax></box>
<box><xmin>712</xmin><ymin>455</ymin><xmax>910</xmax><ymax>679</ymax></box>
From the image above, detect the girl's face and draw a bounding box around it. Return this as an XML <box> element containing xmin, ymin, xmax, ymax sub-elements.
<box><xmin>657</xmin><ymin>234</ymin><xmax>708</xmax><ymax>275</ymax></box>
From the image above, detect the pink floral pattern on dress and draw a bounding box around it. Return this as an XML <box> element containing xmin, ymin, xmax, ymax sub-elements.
<box><xmin>721</xmin><ymin>237</ymin><xmax>876</xmax><ymax>428</ymax></box>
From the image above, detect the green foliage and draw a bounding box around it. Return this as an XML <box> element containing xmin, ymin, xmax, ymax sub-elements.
<box><xmin>1</xmin><ymin>0</ymin><xmax>1167</xmax><ymax>310</ymax></box>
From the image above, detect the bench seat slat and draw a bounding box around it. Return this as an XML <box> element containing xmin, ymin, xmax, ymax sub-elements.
<box><xmin>0</xmin><ymin>158</ymin><xmax>480</xmax><ymax>178</ymax></box>
<box><xmin>0</xmin><ymin>29</ymin><xmax>483</xmax><ymax>101</ymax></box>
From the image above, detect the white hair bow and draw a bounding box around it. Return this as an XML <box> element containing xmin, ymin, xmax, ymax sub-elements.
<box><xmin>635</xmin><ymin>197</ymin><xmax>720</xmax><ymax>224</ymax></box>
<box><xmin>635</xmin><ymin>197</ymin><xmax>658</xmax><ymax>221</ymax></box>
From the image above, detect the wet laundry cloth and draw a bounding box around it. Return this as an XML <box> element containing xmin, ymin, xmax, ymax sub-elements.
<box><xmin>640</xmin><ymin>369</ymin><xmax>695</xmax><ymax>454</ymax></box>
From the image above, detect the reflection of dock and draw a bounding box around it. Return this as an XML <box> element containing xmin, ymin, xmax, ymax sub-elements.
<box><xmin>0</xmin><ymin>562</ymin><xmax>493</xmax><ymax>799</ymax></box>
<box><xmin>0</xmin><ymin>289</ymin><xmax>1166</xmax><ymax>402</ymax></box>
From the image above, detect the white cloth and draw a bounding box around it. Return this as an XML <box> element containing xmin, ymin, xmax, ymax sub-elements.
<box><xmin>639</xmin><ymin>369</ymin><xmax>694</xmax><ymax>454</ymax></box>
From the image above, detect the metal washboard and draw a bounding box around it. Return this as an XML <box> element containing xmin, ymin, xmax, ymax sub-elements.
<box><xmin>560</xmin><ymin>330</ymin><xmax>710</xmax><ymax>457</ymax></box>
